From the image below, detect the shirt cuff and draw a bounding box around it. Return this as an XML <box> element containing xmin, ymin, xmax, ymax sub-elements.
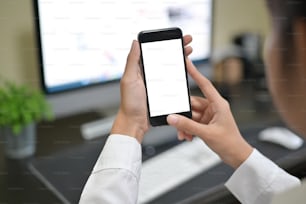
<box><xmin>225</xmin><ymin>149</ymin><xmax>300</xmax><ymax>204</ymax></box>
<box><xmin>92</xmin><ymin>134</ymin><xmax>142</xmax><ymax>180</ymax></box>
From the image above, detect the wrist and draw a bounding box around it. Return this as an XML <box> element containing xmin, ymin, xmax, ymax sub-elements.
<box><xmin>223</xmin><ymin>140</ymin><xmax>254</xmax><ymax>169</ymax></box>
<box><xmin>111</xmin><ymin>110</ymin><xmax>148</xmax><ymax>143</ymax></box>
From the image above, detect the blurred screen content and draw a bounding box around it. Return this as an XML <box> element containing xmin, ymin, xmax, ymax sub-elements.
<box><xmin>37</xmin><ymin>0</ymin><xmax>212</xmax><ymax>93</ymax></box>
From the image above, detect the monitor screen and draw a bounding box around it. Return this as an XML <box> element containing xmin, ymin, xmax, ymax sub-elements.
<box><xmin>34</xmin><ymin>0</ymin><xmax>213</xmax><ymax>94</ymax></box>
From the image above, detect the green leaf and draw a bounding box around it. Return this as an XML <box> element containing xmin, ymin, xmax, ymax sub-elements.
<box><xmin>0</xmin><ymin>79</ymin><xmax>53</xmax><ymax>134</ymax></box>
<box><xmin>12</xmin><ymin>124</ymin><xmax>21</xmax><ymax>135</ymax></box>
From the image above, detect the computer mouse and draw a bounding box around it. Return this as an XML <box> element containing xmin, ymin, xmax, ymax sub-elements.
<box><xmin>258</xmin><ymin>127</ymin><xmax>304</xmax><ymax>150</ymax></box>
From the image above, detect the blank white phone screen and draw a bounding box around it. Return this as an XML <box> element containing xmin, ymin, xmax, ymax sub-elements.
<box><xmin>141</xmin><ymin>39</ymin><xmax>190</xmax><ymax>117</ymax></box>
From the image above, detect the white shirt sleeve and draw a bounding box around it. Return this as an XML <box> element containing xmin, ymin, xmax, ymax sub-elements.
<box><xmin>225</xmin><ymin>149</ymin><xmax>301</xmax><ymax>204</ymax></box>
<box><xmin>79</xmin><ymin>134</ymin><xmax>142</xmax><ymax>204</ymax></box>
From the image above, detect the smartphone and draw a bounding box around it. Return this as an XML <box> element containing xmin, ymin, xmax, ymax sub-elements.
<box><xmin>138</xmin><ymin>27</ymin><xmax>192</xmax><ymax>126</ymax></box>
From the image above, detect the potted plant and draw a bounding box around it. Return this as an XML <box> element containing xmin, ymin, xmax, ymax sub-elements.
<box><xmin>0</xmin><ymin>81</ymin><xmax>52</xmax><ymax>159</ymax></box>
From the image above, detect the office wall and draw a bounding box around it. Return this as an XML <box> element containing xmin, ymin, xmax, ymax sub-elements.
<box><xmin>0</xmin><ymin>0</ymin><xmax>39</xmax><ymax>87</ymax></box>
<box><xmin>0</xmin><ymin>0</ymin><xmax>270</xmax><ymax>88</ymax></box>
<box><xmin>213</xmin><ymin>0</ymin><xmax>270</xmax><ymax>50</ymax></box>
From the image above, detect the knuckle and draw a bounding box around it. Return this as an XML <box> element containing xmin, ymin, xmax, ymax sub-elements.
<box><xmin>203</xmin><ymin>76</ymin><xmax>213</xmax><ymax>86</ymax></box>
<box><xmin>222</xmin><ymin>99</ymin><xmax>230</xmax><ymax>109</ymax></box>
<box><xmin>120</xmin><ymin>77</ymin><xmax>128</xmax><ymax>87</ymax></box>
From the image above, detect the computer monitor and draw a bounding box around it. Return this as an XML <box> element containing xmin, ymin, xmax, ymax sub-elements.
<box><xmin>33</xmin><ymin>0</ymin><xmax>213</xmax><ymax>120</ymax></box>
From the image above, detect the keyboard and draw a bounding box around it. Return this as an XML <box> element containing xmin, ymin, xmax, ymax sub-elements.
<box><xmin>138</xmin><ymin>137</ymin><xmax>221</xmax><ymax>204</ymax></box>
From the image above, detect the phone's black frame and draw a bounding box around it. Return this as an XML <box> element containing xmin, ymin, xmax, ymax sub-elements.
<box><xmin>138</xmin><ymin>27</ymin><xmax>192</xmax><ymax>126</ymax></box>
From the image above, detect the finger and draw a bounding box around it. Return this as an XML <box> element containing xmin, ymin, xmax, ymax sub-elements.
<box><xmin>184</xmin><ymin>46</ymin><xmax>193</xmax><ymax>56</ymax></box>
<box><xmin>201</xmin><ymin>108</ymin><xmax>213</xmax><ymax>124</ymax></box>
<box><xmin>191</xmin><ymin>96</ymin><xmax>209</xmax><ymax>111</ymax></box>
<box><xmin>177</xmin><ymin>131</ymin><xmax>185</xmax><ymax>141</ymax></box>
<box><xmin>167</xmin><ymin>114</ymin><xmax>209</xmax><ymax>137</ymax></box>
<box><xmin>123</xmin><ymin>40</ymin><xmax>140</xmax><ymax>80</ymax></box>
<box><xmin>184</xmin><ymin>132</ymin><xmax>194</xmax><ymax>141</ymax></box>
<box><xmin>192</xmin><ymin>110</ymin><xmax>202</xmax><ymax>122</ymax></box>
<box><xmin>178</xmin><ymin>130</ymin><xmax>193</xmax><ymax>141</ymax></box>
<box><xmin>186</xmin><ymin>59</ymin><xmax>222</xmax><ymax>102</ymax></box>
<box><xmin>193</xmin><ymin>108</ymin><xmax>212</xmax><ymax>125</ymax></box>
<box><xmin>183</xmin><ymin>35</ymin><xmax>192</xmax><ymax>46</ymax></box>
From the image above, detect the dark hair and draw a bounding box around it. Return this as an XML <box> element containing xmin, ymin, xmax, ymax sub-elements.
<box><xmin>266</xmin><ymin>0</ymin><xmax>306</xmax><ymax>61</ymax></box>
<box><xmin>267</xmin><ymin>0</ymin><xmax>306</xmax><ymax>36</ymax></box>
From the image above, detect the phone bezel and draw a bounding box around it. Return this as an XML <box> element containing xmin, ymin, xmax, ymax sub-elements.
<box><xmin>138</xmin><ymin>27</ymin><xmax>192</xmax><ymax>126</ymax></box>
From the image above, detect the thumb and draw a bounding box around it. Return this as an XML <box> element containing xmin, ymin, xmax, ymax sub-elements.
<box><xmin>123</xmin><ymin>40</ymin><xmax>140</xmax><ymax>78</ymax></box>
<box><xmin>167</xmin><ymin>114</ymin><xmax>208</xmax><ymax>137</ymax></box>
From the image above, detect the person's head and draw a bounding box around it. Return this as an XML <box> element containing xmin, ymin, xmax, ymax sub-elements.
<box><xmin>264</xmin><ymin>0</ymin><xmax>306</xmax><ymax>136</ymax></box>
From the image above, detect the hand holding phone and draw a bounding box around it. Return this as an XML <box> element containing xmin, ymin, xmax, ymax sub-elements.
<box><xmin>138</xmin><ymin>27</ymin><xmax>192</xmax><ymax>126</ymax></box>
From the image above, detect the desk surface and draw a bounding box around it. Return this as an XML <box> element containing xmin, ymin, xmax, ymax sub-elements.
<box><xmin>29</xmin><ymin>120</ymin><xmax>306</xmax><ymax>204</ymax></box>
<box><xmin>1</xmin><ymin>83</ymin><xmax>306</xmax><ymax>204</ymax></box>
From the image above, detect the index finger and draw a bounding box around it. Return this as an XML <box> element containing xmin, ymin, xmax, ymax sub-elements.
<box><xmin>186</xmin><ymin>58</ymin><xmax>222</xmax><ymax>102</ymax></box>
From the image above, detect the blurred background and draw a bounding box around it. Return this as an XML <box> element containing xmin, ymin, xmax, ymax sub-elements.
<box><xmin>0</xmin><ymin>0</ymin><xmax>269</xmax><ymax>87</ymax></box>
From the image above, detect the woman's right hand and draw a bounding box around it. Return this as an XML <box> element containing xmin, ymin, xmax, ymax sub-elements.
<box><xmin>167</xmin><ymin>59</ymin><xmax>253</xmax><ymax>169</ymax></box>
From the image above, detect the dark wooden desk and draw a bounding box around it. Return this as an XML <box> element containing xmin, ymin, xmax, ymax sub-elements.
<box><xmin>1</xmin><ymin>82</ymin><xmax>306</xmax><ymax>204</ymax></box>
<box><xmin>0</xmin><ymin>112</ymin><xmax>102</xmax><ymax>204</ymax></box>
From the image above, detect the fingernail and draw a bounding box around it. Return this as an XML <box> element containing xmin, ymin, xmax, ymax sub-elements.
<box><xmin>167</xmin><ymin>115</ymin><xmax>178</xmax><ymax>125</ymax></box>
